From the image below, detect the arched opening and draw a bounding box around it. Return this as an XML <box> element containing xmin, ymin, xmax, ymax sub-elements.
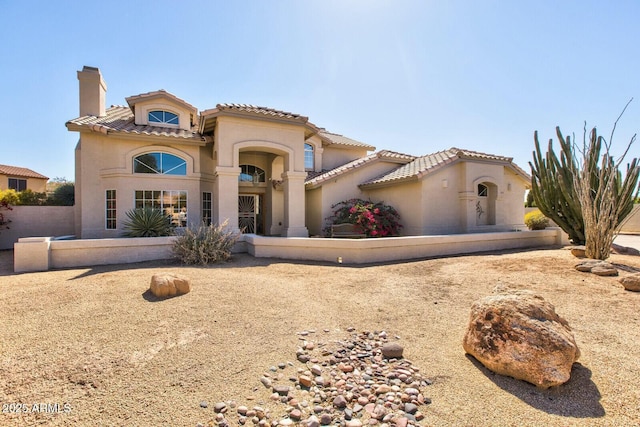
<box><xmin>476</xmin><ymin>182</ymin><xmax>497</xmax><ymax>226</ymax></box>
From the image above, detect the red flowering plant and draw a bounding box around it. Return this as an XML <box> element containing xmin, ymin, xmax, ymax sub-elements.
<box><xmin>0</xmin><ymin>200</ymin><xmax>12</xmax><ymax>233</ymax></box>
<box><xmin>324</xmin><ymin>198</ymin><xmax>402</xmax><ymax>237</ymax></box>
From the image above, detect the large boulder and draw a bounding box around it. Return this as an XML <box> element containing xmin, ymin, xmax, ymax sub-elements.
<box><xmin>619</xmin><ymin>274</ymin><xmax>640</xmax><ymax>292</ymax></box>
<box><xmin>150</xmin><ymin>273</ymin><xmax>191</xmax><ymax>297</ymax></box>
<box><xmin>463</xmin><ymin>289</ymin><xmax>580</xmax><ymax>388</ymax></box>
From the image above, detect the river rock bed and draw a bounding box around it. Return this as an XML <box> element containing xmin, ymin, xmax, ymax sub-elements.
<box><xmin>197</xmin><ymin>329</ymin><xmax>433</xmax><ymax>427</ymax></box>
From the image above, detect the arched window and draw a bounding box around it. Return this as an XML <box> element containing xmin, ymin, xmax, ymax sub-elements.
<box><xmin>239</xmin><ymin>165</ymin><xmax>266</xmax><ymax>183</ymax></box>
<box><xmin>304</xmin><ymin>143</ymin><xmax>314</xmax><ymax>170</ymax></box>
<box><xmin>148</xmin><ymin>110</ymin><xmax>179</xmax><ymax>125</ymax></box>
<box><xmin>134</xmin><ymin>152</ymin><xmax>187</xmax><ymax>175</ymax></box>
<box><xmin>478</xmin><ymin>183</ymin><xmax>488</xmax><ymax>197</ymax></box>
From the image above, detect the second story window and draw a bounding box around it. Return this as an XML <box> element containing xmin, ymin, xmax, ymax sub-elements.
<box><xmin>148</xmin><ymin>110</ymin><xmax>179</xmax><ymax>126</ymax></box>
<box><xmin>134</xmin><ymin>152</ymin><xmax>187</xmax><ymax>175</ymax></box>
<box><xmin>304</xmin><ymin>143</ymin><xmax>314</xmax><ymax>170</ymax></box>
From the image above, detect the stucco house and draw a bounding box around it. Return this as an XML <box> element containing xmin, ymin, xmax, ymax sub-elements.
<box><xmin>66</xmin><ymin>66</ymin><xmax>530</xmax><ymax>239</ymax></box>
<box><xmin>0</xmin><ymin>164</ymin><xmax>48</xmax><ymax>193</ymax></box>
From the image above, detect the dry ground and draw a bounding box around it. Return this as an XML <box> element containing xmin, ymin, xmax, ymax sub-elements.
<box><xmin>1</xmin><ymin>247</ymin><xmax>639</xmax><ymax>427</ymax></box>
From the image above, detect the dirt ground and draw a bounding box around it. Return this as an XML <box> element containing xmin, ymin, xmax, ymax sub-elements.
<box><xmin>1</xmin><ymin>246</ymin><xmax>639</xmax><ymax>427</ymax></box>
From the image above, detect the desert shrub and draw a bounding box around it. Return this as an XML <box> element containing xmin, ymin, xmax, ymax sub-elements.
<box><xmin>17</xmin><ymin>189</ymin><xmax>48</xmax><ymax>205</ymax></box>
<box><xmin>122</xmin><ymin>208</ymin><xmax>173</xmax><ymax>237</ymax></box>
<box><xmin>172</xmin><ymin>220</ymin><xmax>239</xmax><ymax>265</ymax></box>
<box><xmin>48</xmin><ymin>183</ymin><xmax>74</xmax><ymax>206</ymax></box>
<box><xmin>325</xmin><ymin>198</ymin><xmax>402</xmax><ymax>237</ymax></box>
<box><xmin>524</xmin><ymin>210</ymin><xmax>549</xmax><ymax>230</ymax></box>
<box><xmin>0</xmin><ymin>189</ymin><xmax>19</xmax><ymax>205</ymax></box>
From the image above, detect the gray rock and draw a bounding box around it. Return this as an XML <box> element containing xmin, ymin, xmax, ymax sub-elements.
<box><xmin>382</xmin><ymin>342</ymin><xmax>404</xmax><ymax>359</ymax></box>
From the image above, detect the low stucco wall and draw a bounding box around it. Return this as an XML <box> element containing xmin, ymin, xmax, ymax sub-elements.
<box><xmin>620</xmin><ymin>205</ymin><xmax>640</xmax><ymax>233</ymax></box>
<box><xmin>245</xmin><ymin>229</ymin><xmax>567</xmax><ymax>264</ymax></box>
<box><xmin>14</xmin><ymin>228</ymin><xmax>568</xmax><ymax>272</ymax></box>
<box><xmin>0</xmin><ymin>206</ymin><xmax>75</xmax><ymax>250</ymax></box>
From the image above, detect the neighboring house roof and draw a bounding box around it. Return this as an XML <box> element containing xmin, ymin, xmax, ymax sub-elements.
<box><xmin>0</xmin><ymin>164</ymin><xmax>48</xmax><ymax>180</ymax></box>
<box><xmin>66</xmin><ymin>106</ymin><xmax>209</xmax><ymax>144</ymax></box>
<box><xmin>305</xmin><ymin>150</ymin><xmax>415</xmax><ymax>188</ymax></box>
<box><xmin>318</xmin><ymin>131</ymin><xmax>376</xmax><ymax>150</ymax></box>
<box><xmin>359</xmin><ymin>147</ymin><xmax>531</xmax><ymax>188</ymax></box>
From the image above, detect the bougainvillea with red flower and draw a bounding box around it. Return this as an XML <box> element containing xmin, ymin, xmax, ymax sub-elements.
<box><xmin>325</xmin><ymin>198</ymin><xmax>402</xmax><ymax>237</ymax></box>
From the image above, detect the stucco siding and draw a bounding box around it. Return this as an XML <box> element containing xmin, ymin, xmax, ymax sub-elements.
<box><xmin>321</xmin><ymin>146</ymin><xmax>370</xmax><ymax>170</ymax></box>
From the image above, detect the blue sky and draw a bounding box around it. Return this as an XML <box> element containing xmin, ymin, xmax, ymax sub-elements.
<box><xmin>1</xmin><ymin>0</ymin><xmax>639</xmax><ymax>182</ymax></box>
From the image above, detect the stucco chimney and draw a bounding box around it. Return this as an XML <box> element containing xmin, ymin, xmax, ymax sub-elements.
<box><xmin>77</xmin><ymin>66</ymin><xmax>107</xmax><ymax>117</ymax></box>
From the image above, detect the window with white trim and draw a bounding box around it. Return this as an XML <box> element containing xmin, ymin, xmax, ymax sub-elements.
<box><xmin>134</xmin><ymin>152</ymin><xmax>187</xmax><ymax>175</ymax></box>
<box><xmin>106</xmin><ymin>190</ymin><xmax>117</xmax><ymax>229</ymax></box>
<box><xmin>8</xmin><ymin>178</ymin><xmax>27</xmax><ymax>192</ymax></box>
<box><xmin>134</xmin><ymin>190</ymin><xmax>187</xmax><ymax>227</ymax></box>
<box><xmin>148</xmin><ymin>110</ymin><xmax>178</xmax><ymax>125</ymax></box>
<box><xmin>202</xmin><ymin>192</ymin><xmax>212</xmax><ymax>226</ymax></box>
<box><xmin>304</xmin><ymin>143</ymin><xmax>314</xmax><ymax>170</ymax></box>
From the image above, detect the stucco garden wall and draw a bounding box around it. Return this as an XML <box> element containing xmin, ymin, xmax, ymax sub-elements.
<box><xmin>0</xmin><ymin>206</ymin><xmax>74</xmax><ymax>250</ymax></box>
<box><xmin>14</xmin><ymin>228</ymin><xmax>568</xmax><ymax>272</ymax></box>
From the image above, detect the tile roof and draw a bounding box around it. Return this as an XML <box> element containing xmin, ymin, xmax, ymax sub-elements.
<box><xmin>318</xmin><ymin>131</ymin><xmax>376</xmax><ymax>150</ymax></box>
<box><xmin>360</xmin><ymin>147</ymin><xmax>531</xmax><ymax>187</ymax></box>
<box><xmin>0</xmin><ymin>164</ymin><xmax>48</xmax><ymax>180</ymax></box>
<box><xmin>305</xmin><ymin>150</ymin><xmax>415</xmax><ymax>187</ymax></box>
<box><xmin>208</xmin><ymin>103</ymin><xmax>309</xmax><ymax>122</ymax></box>
<box><xmin>66</xmin><ymin>106</ymin><xmax>207</xmax><ymax>143</ymax></box>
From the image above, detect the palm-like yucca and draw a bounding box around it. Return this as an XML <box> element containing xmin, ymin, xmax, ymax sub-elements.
<box><xmin>122</xmin><ymin>208</ymin><xmax>173</xmax><ymax>237</ymax></box>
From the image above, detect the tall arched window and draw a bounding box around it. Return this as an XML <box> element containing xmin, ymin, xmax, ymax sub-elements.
<box><xmin>134</xmin><ymin>152</ymin><xmax>187</xmax><ymax>175</ymax></box>
<box><xmin>304</xmin><ymin>143</ymin><xmax>314</xmax><ymax>170</ymax></box>
<box><xmin>148</xmin><ymin>110</ymin><xmax>179</xmax><ymax>125</ymax></box>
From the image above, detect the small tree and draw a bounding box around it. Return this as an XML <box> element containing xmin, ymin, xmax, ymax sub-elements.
<box><xmin>48</xmin><ymin>183</ymin><xmax>75</xmax><ymax>206</ymax></box>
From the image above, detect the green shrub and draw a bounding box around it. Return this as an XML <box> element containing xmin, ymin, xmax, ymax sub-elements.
<box><xmin>0</xmin><ymin>189</ymin><xmax>19</xmax><ymax>205</ymax></box>
<box><xmin>172</xmin><ymin>220</ymin><xmax>239</xmax><ymax>265</ymax></box>
<box><xmin>122</xmin><ymin>208</ymin><xmax>173</xmax><ymax>237</ymax></box>
<box><xmin>524</xmin><ymin>210</ymin><xmax>549</xmax><ymax>230</ymax></box>
<box><xmin>48</xmin><ymin>183</ymin><xmax>74</xmax><ymax>206</ymax></box>
<box><xmin>17</xmin><ymin>189</ymin><xmax>47</xmax><ymax>205</ymax></box>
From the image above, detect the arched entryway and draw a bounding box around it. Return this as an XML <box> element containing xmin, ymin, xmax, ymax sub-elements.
<box><xmin>476</xmin><ymin>182</ymin><xmax>497</xmax><ymax>226</ymax></box>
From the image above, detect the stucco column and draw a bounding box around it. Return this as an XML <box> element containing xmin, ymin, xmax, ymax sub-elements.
<box><xmin>214</xmin><ymin>166</ymin><xmax>241</xmax><ymax>232</ymax></box>
<box><xmin>282</xmin><ymin>171</ymin><xmax>309</xmax><ymax>237</ymax></box>
<box><xmin>458</xmin><ymin>191</ymin><xmax>476</xmax><ymax>233</ymax></box>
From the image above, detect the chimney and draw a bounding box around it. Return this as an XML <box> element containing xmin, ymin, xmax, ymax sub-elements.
<box><xmin>77</xmin><ymin>66</ymin><xmax>107</xmax><ymax>117</ymax></box>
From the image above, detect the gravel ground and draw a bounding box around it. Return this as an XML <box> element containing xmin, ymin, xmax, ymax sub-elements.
<box><xmin>1</xmin><ymin>247</ymin><xmax>639</xmax><ymax>426</ymax></box>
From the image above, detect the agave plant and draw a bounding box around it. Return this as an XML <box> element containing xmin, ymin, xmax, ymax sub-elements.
<box><xmin>122</xmin><ymin>207</ymin><xmax>173</xmax><ymax>237</ymax></box>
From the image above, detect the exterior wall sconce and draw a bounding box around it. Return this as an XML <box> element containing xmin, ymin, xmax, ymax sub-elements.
<box><xmin>442</xmin><ymin>179</ymin><xmax>448</xmax><ymax>188</ymax></box>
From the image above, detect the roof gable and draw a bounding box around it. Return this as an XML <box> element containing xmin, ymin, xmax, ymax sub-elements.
<box><xmin>125</xmin><ymin>90</ymin><xmax>198</xmax><ymax>115</ymax></box>
<box><xmin>360</xmin><ymin>147</ymin><xmax>531</xmax><ymax>188</ymax></box>
<box><xmin>318</xmin><ymin>131</ymin><xmax>376</xmax><ymax>150</ymax></box>
<box><xmin>305</xmin><ymin>150</ymin><xmax>415</xmax><ymax>188</ymax></box>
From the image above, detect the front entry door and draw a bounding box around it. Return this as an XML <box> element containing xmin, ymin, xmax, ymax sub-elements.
<box><xmin>238</xmin><ymin>194</ymin><xmax>263</xmax><ymax>234</ymax></box>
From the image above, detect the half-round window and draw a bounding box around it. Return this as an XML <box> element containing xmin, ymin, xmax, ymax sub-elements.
<box><xmin>239</xmin><ymin>165</ymin><xmax>266</xmax><ymax>183</ymax></box>
<box><xmin>478</xmin><ymin>183</ymin><xmax>488</xmax><ymax>197</ymax></box>
<box><xmin>134</xmin><ymin>153</ymin><xmax>187</xmax><ymax>175</ymax></box>
<box><xmin>148</xmin><ymin>110</ymin><xmax>179</xmax><ymax>125</ymax></box>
